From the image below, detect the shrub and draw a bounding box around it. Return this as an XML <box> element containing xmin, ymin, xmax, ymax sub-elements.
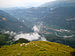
<box><xmin>13</xmin><ymin>38</ymin><xmax>30</xmax><ymax>44</ymax></box>
<box><xmin>70</xmin><ymin>50</ymin><xmax>75</xmax><ymax>56</ymax></box>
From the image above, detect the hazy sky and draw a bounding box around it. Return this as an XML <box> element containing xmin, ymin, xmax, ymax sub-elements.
<box><xmin>0</xmin><ymin>0</ymin><xmax>56</xmax><ymax>8</ymax></box>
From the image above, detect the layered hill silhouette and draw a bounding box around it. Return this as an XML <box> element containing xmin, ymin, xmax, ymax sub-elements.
<box><xmin>0</xmin><ymin>10</ymin><xmax>32</xmax><ymax>32</ymax></box>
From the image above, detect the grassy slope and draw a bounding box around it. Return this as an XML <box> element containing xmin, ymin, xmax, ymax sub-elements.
<box><xmin>0</xmin><ymin>41</ymin><xmax>74</xmax><ymax>56</ymax></box>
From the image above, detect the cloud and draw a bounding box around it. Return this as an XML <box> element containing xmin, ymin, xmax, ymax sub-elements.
<box><xmin>14</xmin><ymin>33</ymin><xmax>41</xmax><ymax>41</ymax></box>
<box><xmin>0</xmin><ymin>0</ymin><xmax>55</xmax><ymax>8</ymax></box>
<box><xmin>14</xmin><ymin>24</ymin><xmax>47</xmax><ymax>41</ymax></box>
<box><xmin>62</xmin><ymin>0</ymin><xmax>74</xmax><ymax>1</ymax></box>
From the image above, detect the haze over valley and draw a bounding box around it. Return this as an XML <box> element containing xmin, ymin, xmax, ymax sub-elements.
<box><xmin>0</xmin><ymin>0</ymin><xmax>75</xmax><ymax>56</ymax></box>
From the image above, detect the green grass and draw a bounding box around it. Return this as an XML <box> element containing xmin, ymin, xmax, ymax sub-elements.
<box><xmin>0</xmin><ymin>41</ymin><xmax>74</xmax><ymax>56</ymax></box>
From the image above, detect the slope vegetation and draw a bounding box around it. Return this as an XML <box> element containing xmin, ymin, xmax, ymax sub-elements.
<box><xmin>0</xmin><ymin>41</ymin><xmax>74</xmax><ymax>56</ymax></box>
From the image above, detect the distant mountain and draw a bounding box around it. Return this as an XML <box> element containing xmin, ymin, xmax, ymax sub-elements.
<box><xmin>40</xmin><ymin>1</ymin><xmax>75</xmax><ymax>8</ymax></box>
<box><xmin>4</xmin><ymin>1</ymin><xmax>75</xmax><ymax>27</ymax></box>
<box><xmin>4</xmin><ymin>7</ymin><xmax>51</xmax><ymax>27</ymax></box>
<box><xmin>42</xmin><ymin>6</ymin><xmax>75</xmax><ymax>30</ymax></box>
<box><xmin>0</xmin><ymin>10</ymin><xmax>32</xmax><ymax>33</ymax></box>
